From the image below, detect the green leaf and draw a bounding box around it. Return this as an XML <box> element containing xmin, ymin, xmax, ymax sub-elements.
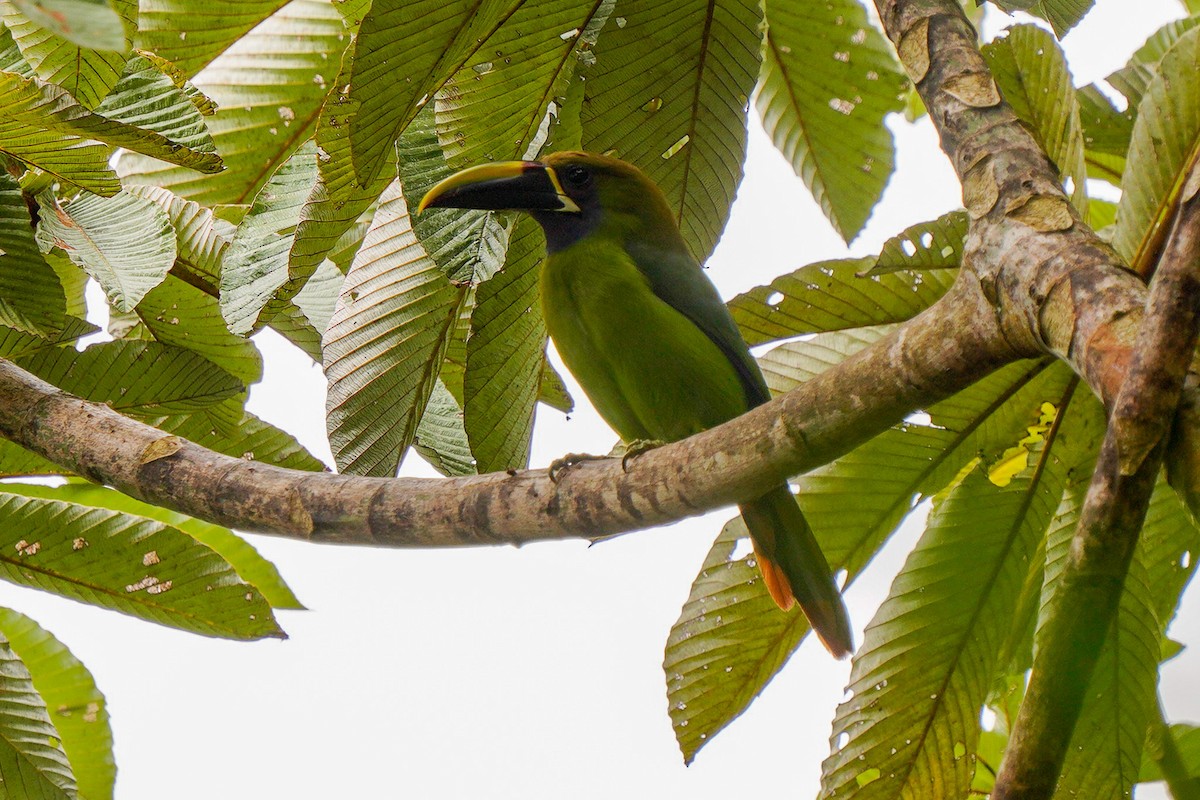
<box><xmin>463</xmin><ymin>215</ymin><xmax>545</xmax><ymax>472</ymax></box>
<box><xmin>755</xmin><ymin>0</ymin><xmax>908</xmax><ymax>242</ymax></box>
<box><xmin>666</xmin><ymin>348</ymin><xmax>1079</xmax><ymax>762</ymax></box>
<box><xmin>36</xmin><ymin>190</ymin><xmax>176</xmax><ymax>312</ymax></box>
<box><xmin>727</xmin><ymin>259</ymin><xmax>956</xmax><ymax>346</ymax></box>
<box><xmin>134</xmin><ymin>0</ymin><xmax>291</xmax><ymax>77</ymax></box>
<box><xmin>983</xmin><ymin>25</ymin><xmax>1088</xmax><ymax>212</ymax></box>
<box><xmin>1041</xmin><ymin>480</ymin><xmax>1162</xmax><ymax>800</ymax></box>
<box><xmin>435</xmin><ymin>0</ymin><xmax>612</xmax><ymax>169</ymax></box>
<box><xmin>0</xmin><ymin>627</ymin><xmax>75</xmax><ymax>800</ymax></box>
<box><xmin>347</xmin><ymin>0</ymin><xmax>517</xmax><ymax>185</ymax></box>
<box><xmin>0</xmin><ymin>487</ymin><xmax>283</xmax><ymax>639</ymax></box>
<box><xmin>869</xmin><ymin>211</ymin><xmax>969</xmax><ymax>274</ymax></box>
<box><xmin>413</xmin><ymin>379</ymin><xmax>477</xmax><ymax>477</ymax></box>
<box><xmin>1113</xmin><ymin>25</ymin><xmax>1200</xmax><ymax>268</ymax></box>
<box><xmin>9</xmin><ymin>0</ymin><xmax>126</xmax><ymax>51</ymax></box>
<box><xmin>0</xmin><ymin>608</ymin><xmax>113</xmax><ymax>800</ymax></box>
<box><xmin>324</xmin><ymin>181</ymin><xmax>469</xmax><ymax>476</ymax></box>
<box><xmin>988</xmin><ymin>0</ymin><xmax>1094</xmax><ymax>37</ymax></box>
<box><xmin>118</xmin><ymin>0</ymin><xmax>345</xmax><ymax>205</ymax></box>
<box><xmin>580</xmin><ymin>0</ymin><xmax>763</xmax><ymax>261</ymax></box>
<box><xmin>91</xmin><ymin>53</ymin><xmax>219</xmax><ymax>158</ymax></box>
<box><xmin>5</xmin><ymin>481</ymin><xmax>303</xmax><ymax>610</ymax></box>
<box><xmin>127</xmin><ymin>184</ymin><xmax>231</xmax><ymax>285</ymax></box>
<box><xmin>136</xmin><ymin>274</ymin><xmax>264</xmax><ymax>385</ymax></box>
<box><xmin>144</xmin><ymin>397</ymin><xmax>328</xmax><ymax>472</ymax></box>
<box><xmin>821</xmin><ymin>434</ymin><xmax>1069</xmax><ymax>799</ymax></box>
<box><xmin>16</xmin><ymin>340</ymin><xmax>243</xmax><ymax>414</ymax></box>
<box><xmin>1107</xmin><ymin>16</ymin><xmax>1200</xmax><ymax>111</ymax></box>
<box><xmin>0</xmin><ymin>174</ymin><xmax>71</xmax><ymax>332</ymax></box>
<box><xmin>220</xmin><ymin>140</ymin><xmax>319</xmax><ymax>335</ymax></box>
<box><xmin>1140</xmin><ymin>724</ymin><xmax>1200</xmax><ymax>782</ymax></box>
<box><xmin>400</xmin><ymin>107</ymin><xmax>512</xmax><ymax>285</ymax></box>
<box><xmin>1077</xmin><ymin>83</ymin><xmax>1133</xmax><ymax>186</ymax></box>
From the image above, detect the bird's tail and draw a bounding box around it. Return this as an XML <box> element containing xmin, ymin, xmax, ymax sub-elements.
<box><xmin>739</xmin><ymin>485</ymin><xmax>853</xmax><ymax>659</ymax></box>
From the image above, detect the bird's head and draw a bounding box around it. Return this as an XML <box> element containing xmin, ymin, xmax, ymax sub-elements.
<box><xmin>418</xmin><ymin>151</ymin><xmax>682</xmax><ymax>253</ymax></box>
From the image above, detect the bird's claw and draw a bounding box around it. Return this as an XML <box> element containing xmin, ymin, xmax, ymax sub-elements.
<box><xmin>620</xmin><ymin>438</ymin><xmax>666</xmax><ymax>472</ymax></box>
<box><xmin>548</xmin><ymin>452</ymin><xmax>605</xmax><ymax>483</ymax></box>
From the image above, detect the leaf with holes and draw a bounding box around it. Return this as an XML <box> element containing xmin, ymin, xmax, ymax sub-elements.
<box><xmin>0</xmin><ymin>488</ymin><xmax>282</xmax><ymax>639</ymax></box>
<box><xmin>581</xmin><ymin>0</ymin><xmax>763</xmax><ymax>261</ymax></box>
<box><xmin>0</xmin><ymin>626</ymin><xmax>76</xmax><ymax>800</ymax></box>
<box><xmin>756</xmin><ymin>0</ymin><xmax>907</xmax><ymax>243</ymax></box>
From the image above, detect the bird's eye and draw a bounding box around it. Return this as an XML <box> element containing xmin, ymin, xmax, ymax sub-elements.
<box><xmin>562</xmin><ymin>164</ymin><xmax>592</xmax><ymax>189</ymax></box>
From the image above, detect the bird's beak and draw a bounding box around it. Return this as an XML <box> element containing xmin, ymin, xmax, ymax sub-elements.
<box><xmin>417</xmin><ymin>161</ymin><xmax>581</xmax><ymax>214</ymax></box>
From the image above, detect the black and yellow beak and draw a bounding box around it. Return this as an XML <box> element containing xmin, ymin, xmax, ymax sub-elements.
<box><xmin>417</xmin><ymin>161</ymin><xmax>581</xmax><ymax>214</ymax></box>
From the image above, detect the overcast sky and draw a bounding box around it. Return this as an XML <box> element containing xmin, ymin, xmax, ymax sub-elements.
<box><xmin>0</xmin><ymin>1</ymin><xmax>1193</xmax><ymax>797</ymax></box>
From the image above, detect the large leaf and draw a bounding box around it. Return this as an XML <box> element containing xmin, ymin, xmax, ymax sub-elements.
<box><xmin>0</xmin><ymin>0</ymin><xmax>130</xmax><ymax>108</ymax></box>
<box><xmin>92</xmin><ymin>53</ymin><xmax>219</xmax><ymax>157</ymax></box>
<box><xmin>324</xmin><ymin>181</ymin><xmax>469</xmax><ymax>476</ymax></box>
<box><xmin>1040</xmin><ymin>480</ymin><xmax>1162</xmax><ymax>800</ymax></box>
<box><xmin>434</xmin><ymin>0</ymin><xmax>613</xmax><ymax>169</ymax></box>
<box><xmin>666</xmin><ymin>346</ymin><xmax>1079</xmax><ymax>762</ymax></box>
<box><xmin>118</xmin><ymin>0</ymin><xmax>345</xmax><ymax>205</ymax></box>
<box><xmin>983</xmin><ymin>25</ymin><xmax>1088</xmax><ymax>212</ymax></box>
<box><xmin>220</xmin><ymin>140</ymin><xmax>319</xmax><ymax>335</ymax></box>
<box><xmin>0</xmin><ymin>487</ymin><xmax>282</xmax><ymax>639</ymax></box>
<box><xmin>134</xmin><ymin>0</ymin><xmax>291</xmax><ymax>76</ymax></box>
<box><xmin>15</xmin><ymin>339</ymin><xmax>243</xmax><ymax>414</ymax></box>
<box><xmin>581</xmin><ymin>0</ymin><xmax>763</xmax><ymax>261</ymax></box>
<box><xmin>988</xmin><ymin>0</ymin><xmax>1094</xmax><ymax>37</ymax></box>
<box><xmin>728</xmin><ymin>259</ymin><xmax>956</xmax><ymax>346</ymax></box>
<box><xmin>0</xmin><ymin>608</ymin><xmax>113</xmax><ymax>800</ymax></box>
<box><xmin>1113</xmin><ymin>25</ymin><xmax>1200</xmax><ymax>269</ymax></box>
<box><xmin>0</xmin><ymin>626</ymin><xmax>75</xmax><ymax>800</ymax></box>
<box><xmin>820</xmin><ymin>424</ymin><xmax>1072</xmax><ymax>799</ymax></box>
<box><xmin>346</xmin><ymin>0</ymin><xmax>517</xmax><ymax>185</ymax></box>
<box><xmin>412</xmin><ymin>378</ymin><xmax>477</xmax><ymax>477</ymax></box>
<box><xmin>463</xmin><ymin>214</ymin><xmax>545</xmax><ymax>472</ymax></box>
<box><xmin>35</xmin><ymin>190</ymin><xmax>176</xmax><ymax>312</ymax></box>
<box><xmin>755</xmin><ymin>0</ymin><xmax>908</xmax><ymax>242</ymax></box>
<box><xmin>0</xmin><ymin>174</ymin><xmax>69</xmax><ymax>331</ymax></box>
<box><xmin>4</xmin><ymin>481</ymin><xmax>303</xmax><ymax>611</ymax></box>
<box><xmin>1107</xmin><ymin>16</ymin><xmax>1200</xmax><ymax>111</ymax></box>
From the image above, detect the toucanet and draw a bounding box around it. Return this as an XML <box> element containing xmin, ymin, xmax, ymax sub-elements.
<box><xmin>420</xmin><ymin>151</ymin><xmax>853</xmax><ymax>658</ymax></box>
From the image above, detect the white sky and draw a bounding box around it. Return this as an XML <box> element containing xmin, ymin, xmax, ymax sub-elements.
<box><xmin>0</xmin><ymin>1</ymin><xmax>1194</xmax><ymax>797</ymax></box>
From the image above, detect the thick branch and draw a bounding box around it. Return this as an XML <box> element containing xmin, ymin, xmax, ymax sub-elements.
<box><xmin>0</xmin><ymin>277</ymin><xmax>1015</xmax><ymax>546</ymax></box>
<box><xmin>992</xmin><ymin>162</ymin><xmax>1200</xmax><ymax>799</ymax></box>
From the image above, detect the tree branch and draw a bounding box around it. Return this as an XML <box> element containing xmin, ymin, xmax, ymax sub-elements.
<box><xmin>992</xmin><ymin>158</ymin><xmax>1200</xmax><ymax>800</ymax></box>
<box><xmin>0</xmin><ymin>276</ymin><xmax>1016</xmax><ymax>545</ymax></box>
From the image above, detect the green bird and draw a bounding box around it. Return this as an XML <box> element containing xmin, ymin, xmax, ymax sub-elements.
<box><xmin>420</xmin><ymin>152</ymin><xmax>852</xmax><ymax>657</ymax></box>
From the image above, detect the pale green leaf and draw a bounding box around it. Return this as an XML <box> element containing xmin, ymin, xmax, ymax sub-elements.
<box><xmin>220</xmin><ymin>140</ymin><xmax>319</xmax><ymax>335</ymax></box>
<box><xmin>118</xmin><ymin>0</ymin><xmax>345</xmax><ymax>205</ymax></box>
<box><xmin>126</xmin><ymin>184</ymin><xmax>231</xmax><ymax>284</ymax></box>
<box><xmin>324</xmin><ymin>181</ymin><xmax>469</xmax><ymax>476</ymax></box>
<box><xmin>413</xmin><ymin>379</ymin><xmax>477</xmax><ymax>477</ymax></box>
<box><xmin>0</xmin><ymin>608</ymin><xmax>113</xmax><ymax>800</ymax></box>
<box><xmin>0</xmin><ymin>627</ymin><xmax>75</xmax><ymax>800</ymax></box>
<box><xmin>983</xmin><ymin>25</ymin><xmax>1088</xmax><ymax>212</ymax></box>
<box><xmin>582</xmin><ymin>0</ymin><xmax>764</xmax><ymax>261</ymax></box>
<box><xmin>728</xmin><ymin>259</ymin><xmax>956</xmax><ymax>346</ymax></box>
<box><xmin>134</xmin><ymin>0</ymin><xmax>290</xmax><ymax>77</ymax></box>
<box><xmin>1107</xmin><ymin>16</ymin><xmax>1200</xmax><ymax>111</ymax></box>
<box><xmin>91</xmin><ymin>53</ymin><xmax>218</xmax><ymax>157</ymax></box>
<box><xmin>0</xmin><ymin>174</ymin><xmax>70</xmax><ymax>332</ymax></box>
<box><xmin>347</xmin><ymin>0</ymin><xmax>518</xmax><ymax>185</ymax></box>
<box><xmin>435</xmin><ymin>0</ymin><xmax>613</xmax><ymax>168</ymax></box>
<box><xmin>1139</xmin><ymin>724</ymin><xmax>1200</xmax><ymax>782</ymax></box>
<box><xmin>464</xmin><ymin>214</ymin><xmax>545</xmax><ymax>472</ymax></box>
<box><xmin>868</xmin><ymin>211</ymin><xmax>968</xmax><ymax>274</ymax></box>
<box><xmin>136</xmin><ymin>274</ymin><xmax>264</xmax><ymax>384</ymax></box>
<box><xmin>16</xmin><ymin>339</ymin><xmax>243</xmax><ymax>414</ymax></box>
<box><xmin>1077</xmin><ymin>83</ymin><xmax>1133</xmax><ymax>185</ymax></box>
<box><xmin>1</xmin><ymin>0</ymin><xmax>129</xmax><ymax>108</ymax></box>
<box><xmin>1113</xmin><ymin>25</ymin><xmax>1200</xmax><ymax>266</ymax></box>
<box><xmin>989</xmin><ymin>0</ymin><xmax>1094</xmax><ymax>37</ymax></box>
<box><xmin>4</xmin><ymin>481</ymin><xmax>303</xmax><ymax>610</ymax></box>
<box><xmin>35</xmin><ymin>190</ymin><xmax>175</xmax><ymax>312</ymax></box>
<box><xmin>821</xmin><ymin>441</ymin><xmax>1068</xmax><ymax>800</ymax></box>
<box><xmin>0</xmin><ymin>487</ymin><xmax>282</xmax><ymax>639</ymax></box>
<box><xmin>756</xmin><ymin>0</ymin><xmax>908</xmax><ymax>242</ymax></box>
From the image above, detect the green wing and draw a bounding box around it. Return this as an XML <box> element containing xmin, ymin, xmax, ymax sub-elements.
<box><xmin>626</xmin><ymin>239</ymin><xmax>770</xmax><ymax>408</ymax></box>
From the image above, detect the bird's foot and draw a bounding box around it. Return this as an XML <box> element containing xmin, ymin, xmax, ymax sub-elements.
<box><xmin>619</xmin><ymin>438</ymin><xmax>667</xmax><ymax>472</ymax></box>
<box><xmin>548</xmin><ymin>452</ymin><xmax>606</xmax><ymax>483</ymax></box>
